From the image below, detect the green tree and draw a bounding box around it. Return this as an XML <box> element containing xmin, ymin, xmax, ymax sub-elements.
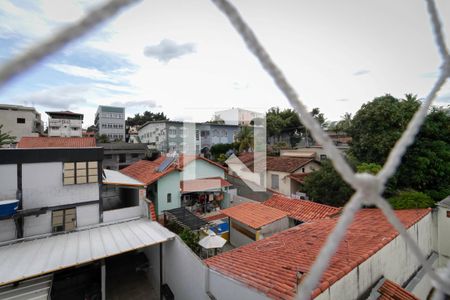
<box><xmin>236</xmin><ymin>126</ymin><xmax>254</xmax><ymax>152</ymax></box>
<box><xmin>96</xmin><ymin>134</ymin><xmax>109</xmax><ymax>143</ymax></box>
<box><xmin>126</xmin><ymin>111</ymin><xmax>169</xmax><ymax>127</ymax></box>
<box><xmin>0</xmin><ymin>125</ymin><xmax>16</xmax><ymax>145</ymax></box>
<box><xmin>356</xmin><ymin>163</ymin><xmax>382</xmax><ymax>174</ymax></box>
<box><xmin>388</xmin><ymin>190</ymin><xmax>435</xmax><ymax>209</ymax></box>
<box><xmin>349</xmin><ymin>94</ymin><xmax>420</xmax><ymax>165</ymax></box>
<box><xmin>303</xmin><ymin>160</ymin><xmax>354</xmax><ymax>206</ymax></box>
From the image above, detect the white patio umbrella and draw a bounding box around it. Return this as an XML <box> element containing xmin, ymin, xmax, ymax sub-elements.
<box><xmin>198</xmin><ymin>233</ymin><xmax>227</xmax><ymax>249</ymax></box>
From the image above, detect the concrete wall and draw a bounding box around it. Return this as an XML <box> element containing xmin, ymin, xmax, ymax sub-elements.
<box><xmin>267</xmin><ymin>170</ymin><xmax>290</xmax><ymax>195</ymax></box>
<box><xmin>436</xmin><ymin>205</ymin><xmax>450</xmax><ymax>264</ymax></box>
<box><xmin>230</xmin><ymin>219</ymin><xmax>258</xmax><ymax>247</ymax></box>
<box><xmin>312</xmin><ymin>213</ymin><xmax>433</xmax><ymax>300</ymax></box>
<box><xmin>0</xmin><ymin>109</ymin><xmax>41</xmax><ymax>142</ymax></box>
<box><xmin>22</xmin><ymin>162</ymin><xmax>99</xmax><ymax>209</ymax></box>
<box><xmin>260</xmin><ymin>217</ymin><xmax>289</xmax><ymax>239</ymax></box>
<box><xmin>0</xmin><ymin>220</ymin><xmax>16</xmax><ymax>242</ymax></box>
<box><xmin>77</xmin><ymin>204</ymin><xmax>100</xmax><ymax>226</ymax></box>
<box><xmin>103</xmin><ymin>205</ymin><xmax>141</xmax><ymax>223</ymax></box>
<box><xmin>24</xmin><ymin>212</ymin><xmax>51</xmax><ymax>236</ymax></box>
<box><xmin>144</xmin><ymin>237</ymin><xmax>209</xmax><ymax>300</ymax></box>
<box><xmin>0</xmin><ymin>164</ymin><xmax>17</xmax><ymax>200</ymax></box>
<box><xmin>156</xmin><ymin>172</ymin><xmax>181</xmax><ymax>214</ymax></box>
<box><xmin>48</xmin><ymin>118</ymin><xmax>82</xmax><ymax>137</ymax></box>
<box><xmin>138</xmin><ymin>122</ymin><xmax>168</xmax><ymax>151</ymax></box>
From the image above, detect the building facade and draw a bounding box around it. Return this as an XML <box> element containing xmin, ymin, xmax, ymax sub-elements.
<box><xmin>95</xmin><ymin>106</ymin><xmax>125</xmax><ymax>142</ymax></box>
<box><xmin>0</xmin><ymin>104</ymin><xmax>43</xmax><ymax>143</ymax></box>
<box><xmin>99</xmin><ymin>142</ymin><xmax>148</xmax><ymax>170</ymax></box>
<box><xmin>214</xmin><ymin>108</ymin><xmax>263</xmax><ymax>126</ymax></box>
<box><xmin>138</xmin><ymin>121</ymin><xmax>239</xmax><ymax>154</ymax></box>
<box><xmin>46</xmin><ymin>111</ymin><xmax>83</xmax><ymax>137</ymax></box>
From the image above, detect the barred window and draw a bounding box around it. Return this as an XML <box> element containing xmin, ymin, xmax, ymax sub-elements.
<box><xmin>63</xmin><ymin>161</ymin><xmax>98</xmax><ymax>185</ymax></box>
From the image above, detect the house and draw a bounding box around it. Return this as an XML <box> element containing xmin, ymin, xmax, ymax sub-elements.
<box><xmin>220</xmin><ymin>202</ymin><xmax>289</xmax><ymax>247</ymax></box>
<box><xmin>95</xmin><ymin>105</ymin><xmax>125</xmax><ymax>142</ymax></box>
<box><xmin>205</xmin><ymin>208</ymin><xmax>433</xmax><ymax>300</ymax></box>
<box><xmin>263</xmin><ymin>194</ymin><xmax>341</xmax><ymax>226</ymax></box>
<box><xmin>46</xmin><ymin>111</ymin><xmax>83</xmax><ymax>137</ymax></box>
<box><xmin>98</xmin><ymin>142</ymin><xmax>148</xmax><ymax>170</ymax></box>
<box><xmin>0</xmin><ymin>147</ymin><xmax>176</xmax><ymax>299</ymax></box>
<box><xmin>120</xmin><ymin>154</ymin><xmax>233</xmax><ymax>216</ymax></box>
<box><xmin>138</xmin><ymin>120</ymin><xmax>240</xmax><ymax>154</ymax></box>
<box><xmin>213</xmin><ymin>108</ymin><xmax>263</xmax><ymax>126</ymax></box>
<box><xmin>0</xmin><ymin>104</ymin><xmax>43</xmax><ymax>143</ymax></box>
<box><xmin>17</xmin><ymin>136</ymin><xmax>96</xmax><ymax>148</ymax></box>
<box><xmin>228</xmin><ymin>152</ymin><xmax>320</xmax><ymax>198</ymax></box>
<box><xmin>280</xmin><ymin>144</ymin><xmax>350</xmax><ymax>162</ymax></box>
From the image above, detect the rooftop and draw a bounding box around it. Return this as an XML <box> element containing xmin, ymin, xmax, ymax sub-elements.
<box><xmin>205</xmin><ymin>208</ymin><xmax>430</xmax><ymax>299</ymax></box>
<box><xmin>220</xmin><ymin>202</ymin><xmax>289</xmax><ymax>229</ymax></box>
<box><xmin>377</xmin><ymin>279</ymin><xmax>419</xmax><ymax>300</ymax></box>
<box><xmin>46</xmin><ymin>111</ymin><xmax>84</xmax><ymax>118</ymax></box>
<box><xmin>263</xmin><ymin>195</ymin><xmax>341</xmax><ymax>222</ymax></box>
<box><xmin>0</xmin><ymin>104</ymin><xmax>38</xmax><ymax>112</ymax></box>
<box><xmin>103</xmin><ymin>169</ymin><xmax>145</xmax><ymax>187</ymax></box>
<box><xmin>17</xmin><ymin>137</ymin><xmax>96</xmax><ymax>148</ymax></box>
<box><xmin>288</xmin><ymin>173</ymin><xmax>310</xmax><ymax>184</ymax></box>
<box><xmin>181</xmin><ymin>177</ymin><xmax>232</xmax><ymax>193</ymax></box>
<box><xmin>236</xmin><ymin>153</ymin><xmax>316</xmax><ymax>173</ymax></box>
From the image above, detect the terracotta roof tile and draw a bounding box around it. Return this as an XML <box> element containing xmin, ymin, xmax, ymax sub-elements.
<box><xmin>263</xmin><ymin>195</ymin><xmax>341</xmax><ymax>222</ymax></box>
<box><xmin>220</xmin><ymin>202</ymin><xmax>289</xmax><ymax>229</ymax></box>
<box><xmin>237</xmin><ymin>153</ymin><xmax>316</xmax><ymax>173</ymax></box>
<box><xmin>378</xmin><ymin>279</ymin><xmax>419</xmax><ymax>300</ymax></box>
<box><xmin>17</xmin><ymin>137</ymin><xmax>96</xmax><ymax>148</ymax></box>
<box><xmin>205</xmin><ymin>208</ymin><xmax>431</xmax><ymax>300</ymax></box>
<box><xmin>181</xmin><ymin>177</ymin><xmax>232</xmax><ymax>193</ymax></box>
<box><xmin>288</xmin><ymin>173</ymin><xmax>310</xmax><ymax>184</ymax></box>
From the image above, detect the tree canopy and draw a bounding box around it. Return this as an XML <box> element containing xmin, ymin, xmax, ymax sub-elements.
<box><xmin>126</xmin><ymin>111</ymin><xmax>168</xmax><ymax>127</ymax></box>
<box><xmin>0</xmin><ymin>125</ymin><xmax>16</xmax><ymax>145</ymax></box>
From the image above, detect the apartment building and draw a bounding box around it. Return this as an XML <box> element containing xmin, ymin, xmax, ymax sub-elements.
<box><xmin>95</xmin><ymin>105</ymin><xmax>125</xmax><ymax>142</ymax></box>
<box><xmin>99</xmin><ymin>142</ymin><xmax>148</xmax><ymax>170</ymax></box>
<box><xmin>0</xmin><ymin>104</ymin><xmax>43</xmax><ymax>142</ymax></box>
<box><xmin>46</xmin><ymin>111</ymin><xmax>83</xmax><ymax>137</ymax></box>
<box><xmin>138</xmin><ymin>121</ymin><xmax>239</xmax><ymax>154</ymax></box>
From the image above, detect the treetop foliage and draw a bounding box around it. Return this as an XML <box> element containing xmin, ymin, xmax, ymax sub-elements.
<box><xmin>126</xmin><ymin>111</ymin><xmax>168</xmax><ymax>127</ymax></box>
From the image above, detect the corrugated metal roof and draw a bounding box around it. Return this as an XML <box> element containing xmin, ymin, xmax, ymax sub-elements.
<box><xmin>103</xmin><ymin>169</ymin><xmax>145</xmax><ymax>187</ymax></box>
<box><xmin>0</xmin><ymin>219</ymin><xmax>175</xmax><ymax>286</ymax></box>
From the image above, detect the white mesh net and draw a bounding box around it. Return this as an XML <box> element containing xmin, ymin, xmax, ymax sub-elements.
<box><xmin>0</xmin><ymin>0</ymin><xmax>449</xmax><ymax>298</ymax></box>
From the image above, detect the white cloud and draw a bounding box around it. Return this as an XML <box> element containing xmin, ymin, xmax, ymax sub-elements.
<box><xmin>16</xmin><ymin>86</ymin><xmax>88</xmax><ymax>109</ymax></box>
<box><xmin>111</xmin><ymin>99</ymin><xmax>157</xmax><ymax>107</ymax></box>
<box><xmin>143</xmin><ymin>39</ymin><xmax>196</xmax><ymax>63</ymax></box>
<box><xmin>49</xmin><ymin>63</ymin><xmax>120</xmax><ymax>83</ymax></box>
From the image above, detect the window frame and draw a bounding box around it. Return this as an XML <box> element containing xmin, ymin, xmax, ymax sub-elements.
<box><xmin>271</xmin><ymin>174</ymin><xmax>279</xmax><ymax>189</ymax></box>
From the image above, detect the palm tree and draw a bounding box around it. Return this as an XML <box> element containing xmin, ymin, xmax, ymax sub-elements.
<box><xmin>0</xmin><ymin>125</ymin><xmax>16</xmax><ymax>145</ymax></box>
<box><xmin>236</xmin><ymin>126</ymin><xmax>254</xmax><ymax>152</ymax></box>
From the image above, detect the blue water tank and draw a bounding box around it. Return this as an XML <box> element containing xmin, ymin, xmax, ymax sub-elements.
<box><xmin>0</xmin><ymin>200</ymin><xmax>19</xmax><ymax>217</ymax></box>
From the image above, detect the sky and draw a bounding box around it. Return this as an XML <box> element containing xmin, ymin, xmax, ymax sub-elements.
<box><xmin>0</xmin><ymin>0</ymin><xmax>449</xmax><ymax>128</ymax></box>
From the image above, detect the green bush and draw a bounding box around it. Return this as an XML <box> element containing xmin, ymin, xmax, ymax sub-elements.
<box><xmin>388</xmin><ymin>190</ymin><xmax>435</xmax><ymax>209</ymax></box>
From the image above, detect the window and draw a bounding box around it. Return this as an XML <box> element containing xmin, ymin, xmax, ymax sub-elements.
<box><xmin>63</xmin><ymin>161</ymin><xmax>98</xmax><ymax>185</ymax></box>
<box><xmin>52</xmin><ymin>208</ymin><xmax>76</xmax><ymax>232</ymax></box>
<box><xmin>302</xmin><ymin>167</ymin><xmax>305</xmax><ymax>173</ymax></box>
<box><xmin>17</xmin><ymin>118</ymin><xmax>25</xmax><ymax>123</ymax></box>
<box><xmin>196</xmin><ymin>130</ymin><xmax>199</xmax><ymax>141</ymax></box>
<box><xmin>271</xmin><ymin>174</ymin><xmax>279</xmax><ymax>189</ymax></box>
<box><xmin>119</xmin><ymin>154</ymin><xmax>126</xmax><ymax>163</ymax></box>
<box><xmin>320</xmin><ymin>154</ymin><xmax>327</xmax><ymax>161</ymax></box>
<box><xmin>167</xmin><ymin>193</ymin><xmax>172</xmax><ymax>203</ymax></box>
<box><xmin>105</xmin><ymin>154</ymin><xmax>113</xmax><ymax>159</ymax></box>
<box><xmin>131</xmin><ymin>153</ymin><xmax>139</xmax><ymax>158</ymax></box>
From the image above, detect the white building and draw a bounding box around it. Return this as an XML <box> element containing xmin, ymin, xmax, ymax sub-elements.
<box><xmin>0</xmin><ymin>104</ymin><xmax>43</xmax><ymax>143</ymax></box>
<box><xmin>214</xmin><ymin>108</ymin><xmax>263</xmax><ymax>126</ymax></box>
<box><xmin>95</xmin><ymin>106</ymin><xmax>125</xmax><ymax>142</ymax></box>
<box><xmin>0</xmin><ymin>147</ymin><xmax>174</xmax><ymax>299</ymax></box>
<box><xmin>46</xmin><ymin>111</ymin><xmax>83</xmax><ymax>137</ymax></box>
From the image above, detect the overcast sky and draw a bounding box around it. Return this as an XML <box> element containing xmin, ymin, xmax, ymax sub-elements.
<box><xmin>0</xmin><ymin>0</ymin><xmax>449</xmax><ymax>127</ymax></box>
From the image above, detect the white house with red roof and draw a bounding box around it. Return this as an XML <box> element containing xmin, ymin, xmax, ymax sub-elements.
<box><xmin>120</xmin><ymin>154</ymin><xmax>233</xmax><ymax>216</ymax></box>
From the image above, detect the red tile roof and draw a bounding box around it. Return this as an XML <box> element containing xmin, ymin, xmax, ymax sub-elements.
<box><xmin>181</xmin><ymin>177</ymin><xmax>232</xmax><ymax>193</ymax></box>
<box><xmin>120</xmin><ymin>155</ymin><xmax>226</xmax><ymax>186</ymax></box>
<box><xmin>237</xmin><ymin>153</ymin><xmax>316</xmax><ymax>173</ymax></box>
<box><xmin>263</xmin><ymin>195</ymin><xmax>341</xmax><ymax>222</ymax></box>
<box><xmin>288</xmin><ymin>173</ymin><xmax>310</xmax><ymax>184</ymax></box>
<box><xmin>378</xmin><ymin>279</ymin><xmax>419</xmax><ymax>300</ymax></box>
<box><xmin>221</xmin><ymin>202</ymin><xmax>289</xmax><ymax>229</ymax></box>
<box><xmin>205</xmin><ymin>208</ymin><xmax>431</xmax><ymax>300</ymax></box>
<box><xmin>120</xmin><ymin>156</ymin><xmax>174</xmax><ymax>186</ymax></box>
<box><xmin>17</xmin><ymin>137</ymin><xmax>96</xmax><ymax>148</ymax></box>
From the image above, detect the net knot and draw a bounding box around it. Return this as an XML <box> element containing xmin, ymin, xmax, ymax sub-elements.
<box><xmin>354</xmin><ymin>173</ymin><xmax>383</xmax><ymax>205</ymax></box>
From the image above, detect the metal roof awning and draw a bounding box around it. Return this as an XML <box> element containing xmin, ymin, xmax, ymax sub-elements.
<box><xmin>103</xmin><ymin>169</ymin><xmax>145</xmax><ymax>187</ymax></box>
<box><xmin>0</xmin><ymin>218</ymin><xmax>175</xmax><ymax>286</ymax></box>
<box><xmin>164</xmin><ymin>207</ymin><xmax>209</xmax><ymax>231</ymax></box>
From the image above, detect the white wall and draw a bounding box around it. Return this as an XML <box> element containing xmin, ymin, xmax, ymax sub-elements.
<box><xmin>267</xmin><ymin>170</ymin><xmax>290</xmax><ymax>195</ymax></box>
<box><xmin>312</xmin><ymin>213</ymin><xmax>433</xmax><ymax>300</ymax></box>
<box><xmin>144</xmin><ymin>237</ymin><xmax>209</xmax><ymax>300</ymax></box>
<box><xmin>0</xmin><ymin>164</ymin><xmax>17</xmax><ymax>200</ymax></box>
<box><xmin>181</xmin><ymin>159</ymin><xmax>224</xmax><ymax>181</ymax></box>
<box><xmin>22</xmin><ymin>162</ymin><xmax>99</xmax><ymax>209</ymax></box>
<box><xmin>0</xmin><ymin>220</ymin><xmax>16</xmax><ymax>242</ymax></box>
<box><xmin>77</xmin><ymin>204</ymin><xmax>100</xmax><ymax>226</ymax></box>
<box><xmin>24</xmin><ymin>212</ymin><xmax>51</xmax><ymax>237</ymax></box>
<box><xmin>103</xmin><ymin>205</ymin><xmax>141</xmax><ymax>223</ymax></box>
<box><xmin>437</xmin><ymin>205</ymin><xmax>450</xmax><ymax>263</ymax></box>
